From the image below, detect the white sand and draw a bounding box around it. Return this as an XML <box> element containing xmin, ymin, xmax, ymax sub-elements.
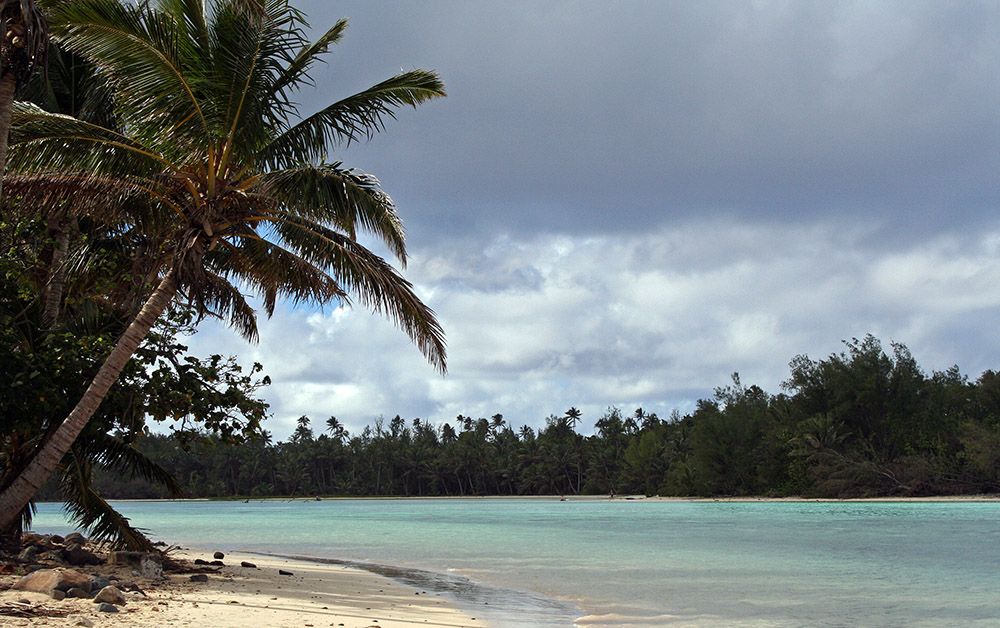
<box><xmin>0</xmin><ymin>550</ymin><xmax>484</xmax><ymax>627</ymax></box>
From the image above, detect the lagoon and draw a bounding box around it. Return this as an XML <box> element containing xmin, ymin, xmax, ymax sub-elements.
<box><xmin>31</xmin><ymin>498</ymin><xmax>1000</xmax><ymax>627</ymax></box>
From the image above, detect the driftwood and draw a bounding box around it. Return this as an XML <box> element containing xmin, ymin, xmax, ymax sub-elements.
<box><xmin>0</xmin><ymin>602</ymin><xmax>73</xmax><ymax>618</ymax></box>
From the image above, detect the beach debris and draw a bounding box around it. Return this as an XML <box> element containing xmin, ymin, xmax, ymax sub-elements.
<box><xmin>240</xmin><ymin>561</ymin><xmax>257</xmax><ymax>568</ymax></box>
<box><xmin>93</xmin><ymin>585</ymin><xmax>127</xmax><ymax>606</ymax></box>
<box><xmin>189</xmin><ymin>574</ymin><xmax>209</xmax><ymax>583</ymax></box>
<box><xmin>0</xmin><ymin>602</ymin><xmax>72</xmax><ymax>619</ymax></box>
<box><xmin>97</xmin><ymin>602</ymin><xmax>119</xmax><ymax>613</ymax></box>
<box><xmin>12</xmin><ymin>568</ymin><xmax>92</xmax><ymax>596</ymax></box>
<box><xmin>278</xmin><ymin>569</ymin><xmax>294</xmax><ymax>576</ymax></box>
<box><xmin>213</xmin><ymin>551</ymin><xmax>225</xmax><ymax>560</ymax></box>
<box><xmin>109</xmin><ymin>551</ymin><xmax>163</xmax><ymax>579</ymax></box>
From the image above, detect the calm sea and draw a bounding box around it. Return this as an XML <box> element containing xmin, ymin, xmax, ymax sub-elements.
<box><xmin>31</xmin><ymin>499</ymin><xmax>1000</xmax><ymax>627</ymax></box>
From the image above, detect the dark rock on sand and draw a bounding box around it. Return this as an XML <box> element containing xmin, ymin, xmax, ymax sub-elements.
<box><xmin>210</xmin><ymin>560</ymin><xmax>224</xmax><ymax>566</ymax></box>
<box><xmin>194</xmin><ymin>558</ymin><xmax>209</xmax><ymax>565</ymax></box>
<box><xmin>240</xmin><ymin>561</ymin><xmax>257</xmax><ymax>569</ymax></box>
<box><xmin>97</xmin><ymin>602</ymin><xmax>119</xmax><ymax>613</ymax></box>
<box><xmin>190</xmin><ymin>574</ymin><xmax>209</xmax><ymax>582</ymax></box>
<box><xmin>65</xmin><ymin>587</ymin><xmax>92</xmax><ymax>599</ymax></box>
<box><xmin>63</xmin><ymin>543</ymin><xmax>102</xmax><ymax>566</ymax></box>
<box><xmin>213</xmin><ymin>551</ymin><xmax>225</xmax><ymax>560</ymax></box>
<box><xmin>278</xmin><ymin>569</ymin><xmax>293</xmax><ymax>576</ymax></box>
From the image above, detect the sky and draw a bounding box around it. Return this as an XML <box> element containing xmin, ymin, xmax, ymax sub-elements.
<box><xmin>189</xmin><ymin>0</ymin><xmax>1000</xmax><ymax>439</ymax></box>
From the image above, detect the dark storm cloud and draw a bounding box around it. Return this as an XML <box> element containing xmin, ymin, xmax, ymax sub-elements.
<box><xmin>295</xmin><ymin>0</ymin><xmax>1000</xmax><ymax>243</ymax></box>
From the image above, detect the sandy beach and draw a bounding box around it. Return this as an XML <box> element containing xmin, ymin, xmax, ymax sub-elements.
<box><xmin>0</xmin><ymin>550</ymin><xmax>483</xmax><ymax>628</ymax></box>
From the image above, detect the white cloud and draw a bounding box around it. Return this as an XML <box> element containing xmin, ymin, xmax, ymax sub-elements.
<box><xmin>186</xmin><ymin>218</ymin><xmax>1000</xmax><ymax>439</ymax></box>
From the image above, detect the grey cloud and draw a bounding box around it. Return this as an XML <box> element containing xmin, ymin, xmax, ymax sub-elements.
<box><xmin>296</xmin><ymin>1</ymin><xmax>1000</xmax><ymax>243</ymax></box>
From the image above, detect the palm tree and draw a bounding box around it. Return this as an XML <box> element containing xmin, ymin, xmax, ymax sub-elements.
<box><xmin>0</xmin><ymin>0</ymin><xmax>446</xmax><ymax>530</ymax></box>
<box><xmin>325</xmin><ymin>416</ymin><xmax>347</xmax><ymax>442</ymax></box>
<box><xmin>0</xmin><ymin>0</ymin><xmax>46</xmax><ymax>194</ymax></box>
<box><xmin>564</xmin><ymin>407</ymin><xmax>582</xmax><ymax>431</ymax></box>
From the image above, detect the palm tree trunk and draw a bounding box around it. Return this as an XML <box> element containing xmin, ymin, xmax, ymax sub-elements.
<box><xmin>0</xmin><ymin>71</ymin><xmax>17</xmax><ymax>200</ymax></box>
<box><xmin>41</xmin><ymin>219</ymin><xmax>71</xmax><ymax>328</ymax></box>
<box><xmin>0</xmin><ymin>271</ymin><xmax>177</xmax><ymax>531</ymax></box>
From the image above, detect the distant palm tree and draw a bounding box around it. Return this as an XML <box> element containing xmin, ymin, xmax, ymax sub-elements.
<box><xmin>326</xmin><ymin>416</ymin><xmax>347</xmax><ymax>442</ymax></box>
<box><xmin>564</xmin><ymin>407</ymin><xmax>582</xmax><ymax>431</ymax></box>
<box><xmin>0</xmin><ymin>0</ymin><xmax>47</xmax><ymax>192</ymax></box>
<box><xmin>0</xmin><ymin>0</ymin><xmax>446</xmax><ymax>529</ymax></box>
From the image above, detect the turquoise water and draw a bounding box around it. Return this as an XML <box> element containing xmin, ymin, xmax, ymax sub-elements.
<box><xmin>31</xmin><ymin>499</ymin><xmax>1000</xmax><ymax>627</ymax></box>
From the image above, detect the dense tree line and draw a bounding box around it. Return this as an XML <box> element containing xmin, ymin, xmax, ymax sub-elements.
<box><xmin>81</xmin><ymin>336</ymin><xmax>1000</xmax><ymax>500</ymax></box>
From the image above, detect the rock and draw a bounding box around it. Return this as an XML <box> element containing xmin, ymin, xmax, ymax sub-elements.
<box><xmin>17</xmin><ymin>546</ymin><xmax>39</xmax><ymax>562</ymax></box>
<box><xmin>76</xmin><ymin>619</ymin><xmax>94</xmax><ymax>627</ymax></box>
<box><xmin>194</xmin><ymin>558</ymin><xmax>209</xmax><ymax>565</ymax></box>
<box><xmin>21</xmin><ymin>533</ymin><xmax>42</xmax><ymax>545</ymax></box>
<box><xmin>66</xmin><ymin>587</ymin><xmax>92</xmax><ymax>599</ymax></box>
<box><xmin>278</xmin><ymin>569</ymin><xmax>293</xmax><ymax>576</ymax></box>
<box><xmin>63</xmin><ymin>544</ymin><xmax>102</xmax><ymax>566</ymax></box>
<box><xmin>189</xmin><ymin>574</ymin><xmax>208</xmax><ymax>583</ymax></box>
<box><xmin>93</xmin><ymin>585</ymin><xmax>127</xmax><ymax>606</ymax></box>
<box><xmin>109</xmin><ymin>551</ymin><xmax>163</xmax><ymax>579</ymax></box>
<box><xmin>49</xmin><ymin>535</ymin><xmax>65</xmax><ymax>544</ymax></box>
<box><xmin>210</xmin><ymin>560</ymin><xmax>224</xmax><ymax>566</ymax></box>
<box><xmin>97</xmin><ymin>602</ymin><xmax>118</xmax><ymax>613</ymax></box>
<box><xmin>13</xmin><ymin>568</ymin><xmax>92</xmax><ymax>594</ymax></box>
<box><xmin>50</xmin><ymin>589</ymin><xmax>66</xmax><ymax>601</ymax></box>
<box><xmin>213</xmin><ymin>551</ymin><xmax>225</xmax><ymax>560</ymax></box>
<box><xmin>240</xmin><ymin>561</ymin><xmax>257</xmax><ymax>569</ymax></box>
<box><xmin>90</xmin><ymin>576</ymin><xmax>110</xmax><ymax>591</ymax></box>
<box><xmin>64</xmin><ymin>532</ymin><xmax>86</xmax><ymax>545</ymax></box>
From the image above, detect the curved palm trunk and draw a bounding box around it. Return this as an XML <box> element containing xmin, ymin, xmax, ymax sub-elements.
<box><xmin>0</xmin><ymin>271</ymin><xmax>177</xmax><ymax>531</ymax></box>
<box><xmin>0</xmin><ymin>71</ymin><xmax>17</xmax><ymax>200</ymax></box>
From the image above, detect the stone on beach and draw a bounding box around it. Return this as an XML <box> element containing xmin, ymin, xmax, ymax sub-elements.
<box><xmin>190</xmin><ymin>574</ymin><xmax>209</xmax><ymax>582</ymax></box>
<box><xmin>278</xmin><ymin>569</ymin><xmax>294</xmax><ymax>576</ymax></box>
<box><xmin>12</xmin><ymin>568</ymin><xmax>92</xmax><ymax>595</ymax></box>
<box><xmin>93</xmin><ymin>585</ymin><xmax>127</xmax><ymax>606</ymax></box>
<box><xmin>97</xmin><ymin>602</ymin><xmax>119</xmax><ymax>613</ymax></box>
<box><xmin>213</xmin><ymin>551</ymin><xmax>225</xmax><ymax>560</ymax></box>
<box><xmin>240</xmin><ymin>561</ymin><xmax>258</xmax><ymax>568</ymax></box>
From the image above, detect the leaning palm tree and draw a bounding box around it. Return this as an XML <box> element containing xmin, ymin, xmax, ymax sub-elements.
<box><xmin>0</xmin><ymin>0</ymin><xmax>446</xmax><ymax>529</ymax></box>
<box><xmin>0</xmin><ymin>0</ymin><xmax>46</xmax><ymax>192</ymax></box>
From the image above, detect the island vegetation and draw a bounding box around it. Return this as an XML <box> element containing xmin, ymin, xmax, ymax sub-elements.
<box><xmin>50</xmin><ymin>335</ymin><xmax>1000</xmax><ymax>502</ymax></box>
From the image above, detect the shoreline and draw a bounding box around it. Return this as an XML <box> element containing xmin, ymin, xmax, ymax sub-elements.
<box><xmin>36</xmin><ymin>493</ymin><xmax>1000</xmax><ymax>504</ymax></box>
<box><xmin>1</xmin><ymin>549</ymin><xmax>485</xmax><ymax>628</ymax></box>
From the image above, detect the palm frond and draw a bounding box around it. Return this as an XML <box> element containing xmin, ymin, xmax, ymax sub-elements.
<box><xmin>267</xmin><ymin>216</ymin><xmax>446</xmax><ymax>372</ymax></box>
<box><xmin>208</xmin><ymin>232</ymin><xmax>349</xmax><ymax>317</ymax></box>
<box><xmin>186</xmin><ymin>265</ymin><xmax>259</xmax><ymax>341</ymax></box>
<box><xmin>78</xmin><ymin>431</ymin><xmax>183</xmax><ymax>496</ymax></box>
<box><xmin>258</xmin><ymin>162</ymin><xmax>406</xmax><ymax>262</ymax></box>
<box><xmin>60</xmin><ymin>453</ymin><xmax>155</xmax><ymax>551</ymax></box>
<box><xmin>8</xmin><ymin>101</ymin><xmax>174</xmax><ymax>175</ymax></box>
<box><xmin>48</xmin><ymin>0</ymin><xmax>212</xmax><ymax>153</ymax></box>
<box><xmin>259</xmin><ymin>69</ymin><xmax>445</xmax><ymax>169</ymax></box>
<box><xmin>269</xmin><ymin>18</ymin><xmax>347</xmax><ymax>99</ymax></box>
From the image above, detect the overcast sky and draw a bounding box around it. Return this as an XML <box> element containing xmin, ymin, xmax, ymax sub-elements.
<box><xmin>190</xmin><ymin>0</ymin><xmax>1000</xmax><ymax>439</ymax></box>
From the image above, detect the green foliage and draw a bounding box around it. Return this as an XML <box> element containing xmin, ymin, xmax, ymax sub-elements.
<box><xmin>87</xmin><ymin>335</ymin><xmax>1000</xmax><ymax>500</ymax></box>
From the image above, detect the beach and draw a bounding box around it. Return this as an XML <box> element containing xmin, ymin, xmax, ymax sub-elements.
<box><xmin>0</xmin><ymin>550</ymin><xmax>482</xmax><ymax>628</ymax></box>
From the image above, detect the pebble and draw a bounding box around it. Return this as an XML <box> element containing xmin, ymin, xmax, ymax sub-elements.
<box><xmin>97</xmin><ymin>602</ymin><xmax>118</xmax><ymax>613</ymax></box>
<box><xmin>190</xmin><ymin>574</ymin><xmax>208</xmax><ymax>583</ymax></box>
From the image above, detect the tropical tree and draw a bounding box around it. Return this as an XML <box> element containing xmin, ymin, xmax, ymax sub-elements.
<box><xmin>0</xmin><ymin>0</ymin><xmax>446</xmax><ymax>530</ymax></box>
<box><xmin>0</xmin><ymin>0</ymin><xmax>46</xmax><ymax>191</ymax></box>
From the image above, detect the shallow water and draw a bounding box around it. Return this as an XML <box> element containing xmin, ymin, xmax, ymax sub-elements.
<box><xmin>31</xmin><ymin>499</ymin><xmax>1000</xmax><ymax>626</ymax></box>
